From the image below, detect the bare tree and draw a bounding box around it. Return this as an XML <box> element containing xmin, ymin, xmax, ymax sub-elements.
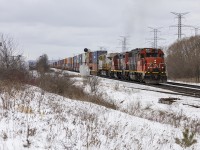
<box><xmin>0</xmin><ymin>34</ymin><xmax>15</xmax><ymax>69</ymax></box>
<box><xmin>36</xmin><ymin>54</ymin><xmax>49</xmax><ymax>75</ymax></box>
<box><xmin>0</xmin><ymin>34</ymin><xmax>28</xmax><ymax>82</ymax></box>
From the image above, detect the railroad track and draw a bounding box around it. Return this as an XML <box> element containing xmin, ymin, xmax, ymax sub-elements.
<box><xmin>166</xmin><ymin>81</ymin><xmax>200</xmax><ymax>89</ymax></box>
<box><xmin>152</xmin><ymin>82</ymin><xmax>200</xmax><ymax>98</ymax></box>
<box><xmin>101</xmin><ymin>76</ymin><xmax>200</xmax><ymax>98</ymax></box>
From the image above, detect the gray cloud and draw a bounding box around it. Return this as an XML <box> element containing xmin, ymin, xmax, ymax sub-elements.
<box><xmin>0</xmin><ymin>0</ymin><xmax>199</xmax><ymax>60</ymax></box>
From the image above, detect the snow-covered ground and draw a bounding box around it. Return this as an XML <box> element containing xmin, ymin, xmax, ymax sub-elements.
<box><xmin>0</xmin><ymin>70</ymin><xmax>199</xmax><ymax>149</ymax></box>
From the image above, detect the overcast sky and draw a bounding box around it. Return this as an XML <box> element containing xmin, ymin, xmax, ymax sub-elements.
<box><xmin>0</xmin><ymin>0</ymin><xmax>199</xmax><ymax>60</ymax></box>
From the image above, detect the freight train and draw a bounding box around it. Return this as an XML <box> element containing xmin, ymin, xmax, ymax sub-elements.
<box><xmin>51</xmin><ymin>48</ymin><xmax>167</xmax><ymax>84</ymax></box>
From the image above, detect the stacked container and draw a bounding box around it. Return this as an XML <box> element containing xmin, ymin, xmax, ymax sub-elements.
<box><xmin>64</xmin><ymin>58</ymin><xmax>68</xmax><ymax>69</ymax></box>
<box><xmin>73</xmin><ymin>56</ymin><xmax>77</xmax><ymax>71</ymax></box>
<box><xmin>61</xmin><ymin>59</ymin><xmax>65</xmax><ymax>69</ymax></box>
<box><xmin>57</xmin><ymin>60</ymin><xmax>61</xmax><ymax>69</ymax></box>
<box><xmin>67</xmin><ymin>57</ymin><xmax>72</xmax><ymax>70</ymax></box>
<box><xmin>78</xmin><ymin>54</ymin><xmax>82</xmax><ymax>65</ymax></box>
<box><xmin>85</xmin><ymin>52</ymin><xmax>93</xmax><ymax>70</ymax></box>
<box><xmin>71</xmin><ymin>57</ymin><xmax>74</xmax><ymax>71</ymax></box>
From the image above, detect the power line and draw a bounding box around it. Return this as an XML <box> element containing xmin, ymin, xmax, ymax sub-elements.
<box><xmin>171</xmin><ymin>12</ymin><xmax>190</xmax><ymax>40</ymax></box>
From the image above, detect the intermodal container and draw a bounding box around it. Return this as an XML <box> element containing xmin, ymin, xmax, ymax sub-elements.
<box><xmin>71</xmin><ymin>57</ymin><xmax>74</xmax><ymax>71</ymax></box>
<box><xmin>78</xmin><ymin>54</ymin><xmax>82</xmax><ymax>65</ymax></box>
<box><xmin>67</xmin><ymin>57</ymin><xmax>71</xmax><ymax>70</ymax></box>
<box><xmin>73</xmin><ymin>56</ymin><xmax>77</xmax><ymax>71</ymax></box>
<box><xmin>64</xmin><ymin>58</ymin><xmax>68</xmax><ymax>69</ymax></box>
<box><xmin>90</xmin><ymin>63</ymin><xmax>98</xmax><ymax>75</ymax></box>
<box><xmin>61</xmin><ymin>59</ymin><xmax>65</xmax><ymax>69</ymax></box>
<box><xmin>85</xmin><ymin>52</ymin><xmax>93</xmax><ymax>67</ymax></box>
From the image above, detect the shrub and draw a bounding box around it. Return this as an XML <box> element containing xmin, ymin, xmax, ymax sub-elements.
<box><xmin>36</xmin><ymin>73</ymin><xmax>116</xmax><ymax>110</ymax></box>
<box><xmin>86</xmin><ymin>76</ymin><xmax>100</xmax><ymax>93</ymax></box>
<box><xmin>36</xmin><ymin>73</ymin><xmax>74</xmax><ymax>95</ymax></box>
<box><xmin>175</xmin><ymin>128</ymin><xmax>197</xmax><ymax>148</ymax></box>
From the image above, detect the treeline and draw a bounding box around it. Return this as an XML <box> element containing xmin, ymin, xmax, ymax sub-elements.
<box><xmin>166</xmin><ymin>36</ymin><xmax>200</xmax><ymax>82</ymax></box>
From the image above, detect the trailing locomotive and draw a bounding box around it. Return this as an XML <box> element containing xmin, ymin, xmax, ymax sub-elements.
<box><xmin>98</xmin><ymin>48</ymin><xmax>167</xmax><ymax>84</ymax></box>
<box><xmin>52</xmin><ymin>48</ymin><xmax>167</xmax><ymax>84</ymax></box>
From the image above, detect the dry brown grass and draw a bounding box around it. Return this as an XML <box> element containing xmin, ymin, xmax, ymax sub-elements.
<box><xmin>36</xmin><ymin>74</ymin><xmax>116</xmax><ymax>110</ymax></box>
<box><xmin>17</xmin><ymin>104</ymin><xmax>33</xmax><ymax>114</ymax></box>
<box><xmin>0</xmin><ymin>80</ymin><xmax>26</xmax><ymax>110</ymax></box>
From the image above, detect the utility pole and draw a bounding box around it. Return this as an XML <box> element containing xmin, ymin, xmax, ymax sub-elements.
<box><xmin>148</xmin><ymin>27</ymin><xmax>163</xmax><ymax>49</ymax></box>
<box><xmin>171</xmin><ymin>12</ymin><xmax>189</xmax><ymax>40</ymax></box>
<box><xmin>119</xmin><ymin>36</ymin><xmax>129</xmax><ymax>52</ymax></box>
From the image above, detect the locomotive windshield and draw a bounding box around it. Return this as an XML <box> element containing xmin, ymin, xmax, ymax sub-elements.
<box><xmin>146</xmin><ymin>53</ymin><xmax>158</xmax><ymax>57</ymax></box>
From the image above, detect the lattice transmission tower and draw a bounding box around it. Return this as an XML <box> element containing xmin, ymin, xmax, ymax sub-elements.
<box><xmin>191</xmin><ymin>26</ymin><xmax>200</xmax><ymax>36</ymax></box>
<box><xmin>119</xmin><ymin>36</ymin><xmax>129</xmax><ymax>52</ymax></box>
<box><xmin>171</xmin><ymin>12</ymin><xmax>189</xmax><ymax>40</ymax></box>
<box><xmin>148</xmin><ymin>27</ymin><xmax>163</xmax><ymax>49</ymax></box>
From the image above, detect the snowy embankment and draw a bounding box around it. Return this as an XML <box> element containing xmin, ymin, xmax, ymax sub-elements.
<box><xmin>0</xmin><ymin>69</ymin><xmax>199</xmax><ymax>149</ymax></box>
